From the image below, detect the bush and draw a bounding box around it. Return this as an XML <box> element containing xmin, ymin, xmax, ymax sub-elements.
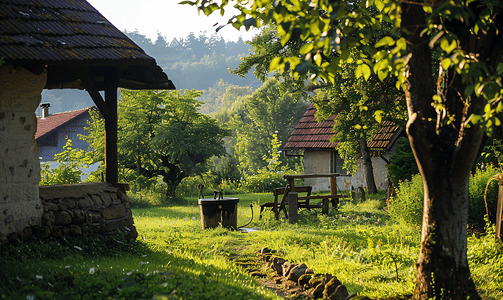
<box><xmin>469</xmin><ymin>165</ymin><xmax>500</xmax><ymax>229</ymax></box>
<box><xmin>388</xmin><ymin>166</ymin><xmax>502</xmax><ymax>230</ymax></box>
<box><xmin>241</xmin><ymin>170</ymin><xmax>288</xmax><ymax>193</ymax></box>
<box><xmin>388</xmin><ymin>137</ymin><xmax>419</xmax><ymax>188</ymax></box>
<box><xmin>387</xmin><ymin>173</ymin><xmax>424</xmax><ymax>229</ymax></box>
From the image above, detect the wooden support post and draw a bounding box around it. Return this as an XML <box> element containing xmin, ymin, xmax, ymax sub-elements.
<box><xmin>105</xmin><ymin>85</ymin><xmax>118</xmax><ymax>184</ymax></box>
<box><xmin>288</xmin><ymin>192</ymin><xmax>298</xmax><ymax>224</ymax></box>
<box><xmin>496</xmin><ymin>180</ymin><xmax>503</xmax><ymax>239</ymax></box>
<box><xmin>322</xmin><ymin>198</ymin><xmax>329</xmax><ymax>215</ymax></box>
<box><xmin>330</xmin><ymin>176</ymin><xmax>338</xmax><ymax>209</ymax></box>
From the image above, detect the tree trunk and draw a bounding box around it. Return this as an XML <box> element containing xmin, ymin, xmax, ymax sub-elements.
<box><xmin>358</xmin><ymin>138</ymin><xmax>378</xmax><ymax>194</ymax></box>
<box><xmin>401</xmin><ymin>1</ymin><xmax>488</xmax><ymax>298</ymax></box>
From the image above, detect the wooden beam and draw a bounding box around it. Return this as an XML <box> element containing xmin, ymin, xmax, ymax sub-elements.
<box><xmin>105</xmin><ymin>85</ymin><xmax>118</xmax><ymax>184</ymax></box>
<box><xmin>82</xmin><ymin>75</ymin><xmax>110</xmax><ymax>120</ymax></box>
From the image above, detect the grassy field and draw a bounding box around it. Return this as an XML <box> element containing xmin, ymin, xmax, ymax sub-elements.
<box><xmin>1</xmin><ymin>191</ymin><xmax>502</xmax><ymax>299</ymax></box>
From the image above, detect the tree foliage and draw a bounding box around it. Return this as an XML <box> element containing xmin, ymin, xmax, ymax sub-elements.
<box><xmin>223</xmin><ymin>78</ymin><xmax>308</xmax><ymax>174</ymax></box>
<box><xmin>84</xmin><ymin>89</ymin><xmax>228</xmax><ymax>202</ymax></box>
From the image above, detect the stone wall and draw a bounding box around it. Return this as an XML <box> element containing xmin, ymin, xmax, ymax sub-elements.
<box><xmin>0</xmin><ymin>65</ymin><xmax>46</xmax><ymax>243</ymax></box>
<box><xmin>30</xmin><ymin>182</ymin><xmax>137</xmax><ymax>242</ymax></box>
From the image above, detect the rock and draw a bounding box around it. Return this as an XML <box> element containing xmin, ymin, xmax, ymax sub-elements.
<box><xmin>282</xmin><ymin>261</ymin><xmax>297</xmax><ymax>277</ymax></box>
<box><xmin>102</xmin><ymin>205</ymin><xmax>126</xmax><ymax>220</ymax></box>
<box><xmin>102</xmin><ymin>192</ymin><xmax>113</xmax><ymax>207</ymax></box>
<box><xmin>323</xmin><ymin>277</ymin><xmax>342</xmax><ymax>299</ymax></box>
<box><xmin>298</xmin><ymin>273</ymin><xmax>313</xmax><ymax>288</ymax></box>
<box><xmin>54</xmin><ymin>210</ymin><xmax>72</xmax><ymax>225</ymax></box>
<box><xmin>44</xmin><ymin>202</ymin><xmax>59</xmax><ymax>211</ymax></box>
<box><xmin>312</xmin><ymin>282</ymin><xmax>325</xmax><ymax>299</ymax></box>
<box><xmin>41</xmin><ymin>211</ymin><xmax>54</xmax><ymax>226</ymax></box>
<box><xmin>58</xmin><ymin>198</ymin><xmax>76</xmax><ymax>210</ymax></box>
<box><xmin>91</xmin><ymin>194</ymin><xmax>103</xmax><ymax>207</ymax></box>
<box><xmin>328</xmin><ymin>284</ymin><xmax>349</xmax><ymax>300</ymax></box>
<box><xmin>73</xmin><ymin>210</ymin><xmax>86</xmax><ymax>224</ymax></box>
<box><xmin>287</xmin><ymin>263</ymin><xmax>309</xmax><ymax>282</ymax></box>
<box><xmin>21</xmin><ymin>227</ymin><xmax>32</xmax><ymax>240</ymax></box>
<box><xmin>78</xmin><ymin>196</ymin><xmax>94</xmax><ymax>209</ymax></box>
<box><xmin>271</xmin><ymin>257</ymin><xmax>286</xmax><ymax>274</ymax></box>
<box><xmin>69</xmin><ymin>224</ymin><xmax>82</xmax><ymax>236</ymax></box>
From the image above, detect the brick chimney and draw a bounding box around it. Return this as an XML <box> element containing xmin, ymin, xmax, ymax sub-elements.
<box><xmin>40</xmin><ymin>103</ymin><xmax>50</xmax><ymax>119</ymax></box>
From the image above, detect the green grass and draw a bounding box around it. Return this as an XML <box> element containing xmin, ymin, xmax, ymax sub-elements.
<box><xmin>1</xmin><ymin>191</ymin><xmax>502</xmax><ymax>299</ymax></box>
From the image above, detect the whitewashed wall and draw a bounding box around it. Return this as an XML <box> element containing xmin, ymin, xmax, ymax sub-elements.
<box><xmin>303</xmin><ymin>150</ymin><xmax>390</xmax><ymax>192</ymax></box>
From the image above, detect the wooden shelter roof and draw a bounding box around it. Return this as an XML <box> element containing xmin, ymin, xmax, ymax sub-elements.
<box><xmin>0</xmin><ymin>0</ymin><xmax>175</xmax><ymax>90</ymax></box>
<box><xmin>284</xmin><ymin>104</ymin><xmax>401</xmax><ymax>151</ymax></box>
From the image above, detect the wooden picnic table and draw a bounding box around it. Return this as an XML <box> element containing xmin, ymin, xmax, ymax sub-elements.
<box><xmin>260</xmin><ymin>173</ymin><xmax>343</xmax><ymax>220</ymax></box>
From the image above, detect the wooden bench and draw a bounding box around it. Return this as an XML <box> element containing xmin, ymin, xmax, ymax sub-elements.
<box><xmin>259</xmin><ymin>185</ymin><xmax>312</xmax><ymax>220</ymax></box>
<box><xmin>297</xmin><ymin>194</ymin><xmax>343</xmax><ymax>215</ymax></box>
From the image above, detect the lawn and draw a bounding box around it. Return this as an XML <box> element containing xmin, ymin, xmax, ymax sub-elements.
<box><xmin>1</xmin><ymin>191</ymin><xmax>502</xmax><ymax>299</ymax></box>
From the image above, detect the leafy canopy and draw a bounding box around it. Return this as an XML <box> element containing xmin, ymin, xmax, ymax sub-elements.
<box><xmin>183</xmin><ymin>0</ymin><xmax>503</xmax><ymax>131</ymax></box>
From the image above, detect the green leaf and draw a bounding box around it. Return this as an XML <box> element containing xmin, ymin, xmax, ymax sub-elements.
<box><xmin>375</xmin><ymin>36</ymin><xmax>395</xmax><ymax>48</ymax></box>
<box><xmin>482</xmin><ymin>82</ymin><xmax>501</xmax><ymax>101</ymax></box>
<box><xmin>269</xmin><ymin>57</ymin><xmax>283</xmax><ymax>72</ymax></box>
<box><xmin>299</xmin><ymin>43</ymin><xmax>314</xmax><ymax>55</ymax></box>
<box><xmin>374</xmin><ymin>110</ymin><xmax>385</xmax><ymax>123</ymax></box>
<box><xmin>440</xmin><ymin>38</ymin><xmax>457</xmax><ymax>54</ymax></box>
<box><xmin>375</xmin><ymin>0</ymin><xmax>384</xmax><ymax>11</ymax></box>
<box><xmin>441</xmin><ymin>58</ymin><xmax>452</xmax><ymax>70</ymax></box>
<box><xmin>356</xmin><ymin>64</ymin><xmax>372</xmax><ymax>81</ymax></box>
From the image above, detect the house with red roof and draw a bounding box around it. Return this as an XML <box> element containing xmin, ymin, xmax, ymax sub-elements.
<box><xmin>36</xmin><ymin>105</ymin><xmax>95</xmax><ymax>161</ymax></box>
<box><xmin>283</xmin><ymin>104</ymin><xmax>402</xmax><ymax>192</ymax></box>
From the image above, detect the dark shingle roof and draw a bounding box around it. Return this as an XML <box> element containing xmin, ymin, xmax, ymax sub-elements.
<box><xmin>36</xmin><ymin>106</ymin><xmax>93</xmax><ymax>140</ymax></box>
<box><xmin>284</xmin><ymin>104</ymin><xmax>401</xmax><ymax>151</ymax></box>
<box><xmin>0</xmin><ymin>0</ymin><xmax>175</xmax><ymax>90</ymax></box>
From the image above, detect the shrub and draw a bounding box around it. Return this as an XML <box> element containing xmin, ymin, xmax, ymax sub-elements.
<box><xmin>389</xmin><ymin>166</ymin><xmax>502</xmax><ymax>230</ymax></box>
<box><xmin>241</xmin><ymin>170</ymin><xmax>288</xmax><ymax>193</ymax></box>
<box><xmin>469</xmin><ymin>165</ymin><xmax>500</xmax><ymax>229</ymax></box>
<box><xmin>387</xmin><ymin>173</ymin><xmax>424</xmax><ymax>229</ymax></box>
<box><xmin>388</xmin><ymin>137</ymin><xmax>419</xmax><ymax>188</ymax></box>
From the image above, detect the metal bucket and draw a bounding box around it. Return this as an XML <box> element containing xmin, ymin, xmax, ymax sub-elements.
<box><xmin>198</xmin><ymin>197</ymin><xmax>239</xmax><ymax>230</ymax></box>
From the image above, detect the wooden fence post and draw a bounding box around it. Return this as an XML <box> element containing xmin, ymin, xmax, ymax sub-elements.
<box><xmin>496</xmin><ymin>180</ymin><xmax>503</xmax><ymax>239</ymax></box>
<box><xmin>288</xmin><ymin>192</ymin><xmax>298</xmax><ymax>224</ymax></box>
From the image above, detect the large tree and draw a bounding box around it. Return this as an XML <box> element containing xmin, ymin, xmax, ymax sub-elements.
<box><xmin>184</xmin><ymin>0</ymin><xmax>503</xmax><ymax>298</ymax></box>
<box><xmin>85</xmin><ymin>89</ymin><xmax>228</xmax><ymax>201</ymax></box>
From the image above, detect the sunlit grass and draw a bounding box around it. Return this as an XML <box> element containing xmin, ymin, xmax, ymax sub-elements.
<box><xmin>2</xmin><ymin>191</ymin><xmax>502</xmax><ymax>299</ymax></box>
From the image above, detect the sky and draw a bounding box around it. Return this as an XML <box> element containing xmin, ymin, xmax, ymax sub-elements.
<box><xmin>87</xmin><ymin>0</ymin><xmax>259</xmax><ymax>43</ymax></box>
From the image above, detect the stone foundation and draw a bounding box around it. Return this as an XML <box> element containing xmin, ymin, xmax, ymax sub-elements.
<box><xmin>3</xmin><ymin>182</ymin><xmax>138</xmax><ymax>244</ymax></box>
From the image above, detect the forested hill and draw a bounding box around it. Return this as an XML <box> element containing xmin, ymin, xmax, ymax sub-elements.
<box><xmin>40</xmin><ymin>30</ymin><xmax>262</xmax><ymax>115</ymax></box>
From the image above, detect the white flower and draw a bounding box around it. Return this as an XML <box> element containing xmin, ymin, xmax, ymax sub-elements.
<box><xmin>89</xmin><ymin>267</ymin><xmax>95</xmax><ymax>274</ymax></box>
<box><xmin>192</xmin><ymin>217</ymin><xmax>195</xmax><ymax>221</ymax></box>
<box><xmin>35</xmin><ymin>275</ymin><xmax>43</xmax><ymax>280</ymax></box>
<box><xmin>74</xmin><ymin>246</ymin><xmax>82</xmax><ymax>251</ymax></box>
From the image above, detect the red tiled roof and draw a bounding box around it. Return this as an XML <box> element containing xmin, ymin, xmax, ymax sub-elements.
<box><xmin>36</xmin><ymin>107</ymin><xmax>93</xmax><ymax>140</ymax></box>
<box><xmin>284</xmin><ymin>104</ymin><xmax>401</xmax><ymax>151</ymax></box>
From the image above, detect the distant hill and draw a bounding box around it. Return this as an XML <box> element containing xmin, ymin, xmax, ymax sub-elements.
<box><xmin>41</xmin><ymin>30</ymin><xmax>261</xmax><ymax>115</ymax></box>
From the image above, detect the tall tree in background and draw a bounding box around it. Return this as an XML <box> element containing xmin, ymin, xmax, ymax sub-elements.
<box><xmin>225</xmin><ymin>78</ymin><xmax>308</xmax><ymax>173</ymax></box>
<box><xmin>84</xmin><ymin>89</ymin><xmax>228</xmax><ymax>202</ymax></box>
<box><xmin>185</xmin><ymin>0</ymin><xmax>503</xmax><ymax>298</ymax></box>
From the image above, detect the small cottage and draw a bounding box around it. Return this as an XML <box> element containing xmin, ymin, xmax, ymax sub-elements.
<box><xmin>283</xmin><ymin>104</ymin><xmax>402</xmax><ymax>192</ymax></box>
<box><xmin>36</xmin><ymin>105</ymin><xmax>95</xmax><ymax>162</ymax></box>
